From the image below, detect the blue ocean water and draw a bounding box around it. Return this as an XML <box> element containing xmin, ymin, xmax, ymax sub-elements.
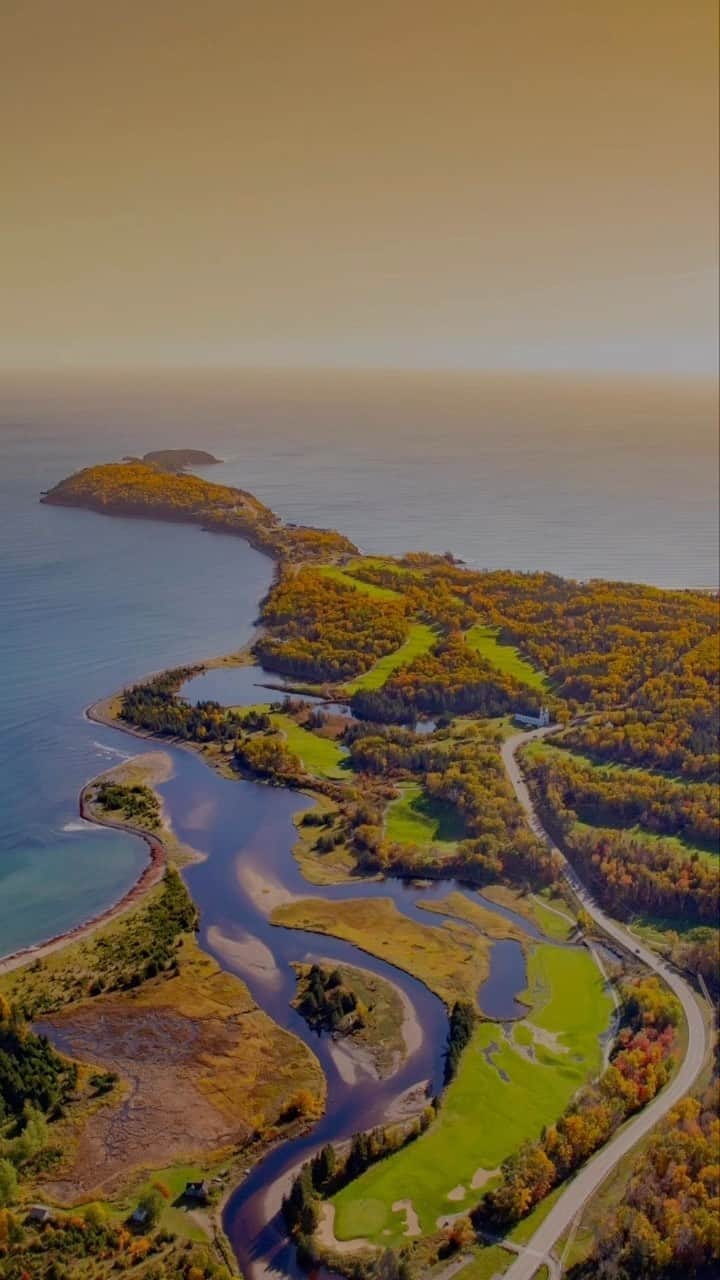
<box><xmin>0</xmin><ymin>426</ymin><xmax>273</xmax><ymax>956</ymax></box>
<box><xmin>0</xmin><ymin>369</ymin><xmax>717</xmax><ymax>954</ymax></box>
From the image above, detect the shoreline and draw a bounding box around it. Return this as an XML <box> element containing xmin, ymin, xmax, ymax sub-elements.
<box><xmin>0</xmin><ymin>776</ymin><xmax>167</xmax><ymax>977</ymax></box>
<box><xmin>0</xmin><ymin>673</ymin><xmax>332</xmax><ymax>978</ymax></box>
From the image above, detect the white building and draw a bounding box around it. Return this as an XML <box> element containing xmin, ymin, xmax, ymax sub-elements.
<box><xmin>514</xmin><ymin>705</ymin><xmax>550</xmax><ymax>729</ymax></box>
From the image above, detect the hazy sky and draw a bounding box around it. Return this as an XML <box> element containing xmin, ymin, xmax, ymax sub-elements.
<box><xmin>3</xmin><ymin>1</ymin><xmax>718</xmax><ymax>373</ymax></box>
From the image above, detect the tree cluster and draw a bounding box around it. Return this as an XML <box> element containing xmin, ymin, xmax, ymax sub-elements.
<box><xmin>572</xmin><ymin>1080</ymin><xmax>719</xmax><ymax>1279</ymax></box>
<box><xmin>44</xmin><ymin>461</ymin><xmax>356</xmax><ymax>563</ymax></box>
<box><xmin>255</xmin><ymin>569</ymin><xmax>409</xmax><ymax>683</ymax></box>
<box><xmin>444</xmin><ymin>1001</ymin><xmax>475</xmax><ymax>1083</ymax></box>
<box><xmin>352</xmin><ymin>634</ymin><xmax>539</xmax><ymax>723</ymax></box>
<box><xmin>294</xmin><ymin>965</ymin><xmax>365</xmax><ymax>1035</ymax></box>
<box><xmin>345</xmin><ymin>725</ymin><xmax>556</xmax><ymax>888</ymax></box>
<box><xmin>0</xmin><ymin>1204</ymin><xmax>233</xmax><ymax>1280</ymax></box>
<box><xmin>529</xmin><ymin>749</ymin><xmax>719</xmax><ymax>849</ymax></box>
<box><xmin>564</xmin><ymin>632</ymin><xmax>719</xmax><ymax>779</ymax></box>
<box><xmin>0</xmin><ymin>999</ymin><xmax>76</xmax><ymax>1129</ymax></box>
<box><xmin>561</xmin><ymin>824</ymin><xmax>717</xmax><ymax>924</ymax></box>
<box><xmin>6</xmin><ymin>869</ymin><xmax>198</xmax><ymax>1020</ymax></box>
<box><xmin>94</xmin><ymin>781</ymin><xmax>161</xmax><ymax>830</ymax></box>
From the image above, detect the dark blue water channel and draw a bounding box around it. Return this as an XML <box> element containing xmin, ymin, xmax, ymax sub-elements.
<box><xmin>107</xmin><ymin>728</ymin><xmax>536</xmax><ymax>1279</ymax></box>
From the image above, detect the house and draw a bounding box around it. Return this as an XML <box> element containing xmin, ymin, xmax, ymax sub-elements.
<box><xmin>184</xmin><ymin>1180</ymin><xmax>209</xmax><ymax>1203</ymax></box>
<box><xmin>27</xmin><ymin>1206</ymin><xmax>54</xmax><ymax>1225</ymax></box>
<box><xmin>514</xmin><ymin>706</ymin><xmax>551</xmax><ymax>729</ymax></box>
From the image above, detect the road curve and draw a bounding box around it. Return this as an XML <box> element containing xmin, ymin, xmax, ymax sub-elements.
<box><xmin>500</xmin><ymin>726</ymin><xmax>708</xmax><ymax>1280</ymax></box>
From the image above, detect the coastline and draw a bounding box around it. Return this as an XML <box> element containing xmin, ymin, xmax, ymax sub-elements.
<box><xmin>0</xmin><ymin>773</ymin><xmax>167</xmax><ymax>977</ymax></box>
<box><xmin>0</xmin><ymin>668</ymin><xmax>330</xmax><ymax>979</ymax></box>
<box><xmin>0</xmin><ymin>732</ymin><xmax>206</xmax><ymax>976</ymax></box>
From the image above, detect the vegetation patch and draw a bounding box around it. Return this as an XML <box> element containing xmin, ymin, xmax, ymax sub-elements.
<box><xmin>255</xmin><ymin>567</ymin><xmax>408</xmax><ymax>683</ymax></box>
<box><xmin>272</xmin><ymin>713</ymin><xmax>350</xmax><ymax>779</ymax></box>
<box><xmin>292</xmin><ymin>961</ymin><xmax>408</xmax><ymax>1078</ymax></box>
<box><xmin>0</xmin><ymin>870</ymin><xmax>198</xmax><ymax>1018</ymax></box>
<box><xmin>33</xmin><ymin>936</ymin><xmax>324</xmax><ymax>1203</ymax></box>
<box><xmin>419</xmin><ymin>892</ymin><xmax>528</xmax><ymax>943</ymax></box>
<box><xmin>317</xmin><ymin>565</ymin><xmax>403</xmax><ymax>600</ymax></box>
<box><xmin>384</xmin><ymin>783</ymin><xmax>465</xmax><ymax>847</ymax></box>
<box><xmin>345</xmin><ymin>623</ymin><xmax>439</xmax><ymax>693</ymax></box>
<box><xmin>271</xmin><ymin>897</ymin><xmax>490</xmax><ymax>1008</ymax></box>
<box><xmin>465</xmin><ymin>625</ymin><xmax>549</xmax><ymax>692</ymax></box>
<box><xmin>292</xmin><ymin>798</ymin><xmax>362</xmax><ymax>886</ymax></box>
<box><xmin>93</xmin><ymin>780</ymin><xmax>161</xmax><ymax>830</ymax></box>
<box><xmin>44</xmin><ymin>460</ymin><xmax>355</xmax><ymax>562</ymax></box>
<box><xmin>329</xmin><ymin>943</ymin><xmax>611</xmax><ymax>1245</ymax></box>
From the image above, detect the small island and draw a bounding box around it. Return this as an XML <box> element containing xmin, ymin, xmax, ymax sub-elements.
<box><xmin>140</xmin><ymin>449</ymin><xmax>223</xmax><ymax>472</ymax></box>
<box><xmin>292</xmin><ymin>960</ymin><xmax>412</xmax><ymax>1080</ymax></box>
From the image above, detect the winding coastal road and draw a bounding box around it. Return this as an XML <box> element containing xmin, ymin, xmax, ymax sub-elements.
<box><xmin>499</xmin><ymin>726</ymin><xmax>709</xmax><ymax>1280</ymax></box>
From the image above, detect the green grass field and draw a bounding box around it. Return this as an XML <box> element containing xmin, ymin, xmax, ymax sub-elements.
<box><xmin>330</xmin><ymin>943</ymin><xmax>612</xmax><ymax>1246</ymax></box>
<box><xmin>384</xmin><ymin>782</ymin><xmax>465</xmax><ymax>845</ymax></box>
<box><xmin>455</xmin><ymin>1246</ymin><xmax>514</xmax><ymax>1280</ymax></box>
<box><xmin>273</xmin><ymin>714</ymin><xmax>350</xmax><ymax>779</ymax></box>
<box><xmin>345</xmin><ymin>622</ymin><xmax>438</xmax><ymax>692</ymax></box>
<box><xmin>465</xmin><ymin>625</ymin><xmax>549</xmax><ymax>691</ymax></box>
<box><xmin>317</xmin><ymin>564</ymin><xmax>403</xmax><ymax>600</ymax></box>
<box><xmin>528</xmin><ymin>894</ymin><xmax>575</xmax><ymax>942</ymax></box>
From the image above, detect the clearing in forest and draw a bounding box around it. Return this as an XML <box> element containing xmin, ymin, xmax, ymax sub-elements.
<box><xmin>344</xmin><ymin>622</ymin><xmax>438</xmax><ymax>692</ymax></box>
<box><xmin>465</xmin><ymin>624</ymin><xmax>549</xmax><ymax>691</ymax></box>
<box><xmin>384</xmin><ymin>782</ymin><xmax>465</xmax><ymax>847</ymax></box>
<box><xmin>329</xmin><ymin>943</ymin><xmax>612</xmax><ymax>1247</ymax></box>
<box><xmin>317</xmin><ymin>564</ymin><xmax>403</xmax><ymax>600</ymax></box>
<box><xmin>273</xmin><ymin>714</ymin><xmax>351</xmax><ymax>780</ymax></box>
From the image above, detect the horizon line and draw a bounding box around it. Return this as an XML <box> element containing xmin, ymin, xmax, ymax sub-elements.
<box><xmin>0</xmin><ymin>362</ymin><xmax>718</xmax><ymax>384</ymax></box>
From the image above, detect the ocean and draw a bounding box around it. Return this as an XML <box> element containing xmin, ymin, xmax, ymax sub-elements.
<box><xmin>0</xmin><ymin>368</ymin><xmax>717</xmax><ymax>955</ymax></box>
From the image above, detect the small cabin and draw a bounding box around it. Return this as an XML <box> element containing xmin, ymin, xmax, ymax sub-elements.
<box><xmin>184</xmin><ymin>1180</ymin><xmax>209</xmax><ymax>1203</ymax></box>
<box><xmin>27</xmin><ymin>1206</ymin><xmax>54</xmax><ymax>1225</ymax></box>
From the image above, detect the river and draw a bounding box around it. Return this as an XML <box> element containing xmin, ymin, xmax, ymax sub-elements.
<box><xmin>86</xmin><ymin>685</ymin><xmax>542</xmax><ymax>1276</ymax></box>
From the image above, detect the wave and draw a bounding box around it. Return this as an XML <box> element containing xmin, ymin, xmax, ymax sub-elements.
<box><xmin>93</xmin><ymin>741</ymin><xmax>131</xmax><ymax>761</ymax></box>
<box><xmin>62</xmin><ymin>820</ymin><xmax>92</xmax><ymax>832</ymax></box>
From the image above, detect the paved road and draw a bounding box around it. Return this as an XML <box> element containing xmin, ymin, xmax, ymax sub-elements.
<box><xmin>499</xmin><ymin>726</ymin><xmax>708</xmax><ymax>1280</ymax></box>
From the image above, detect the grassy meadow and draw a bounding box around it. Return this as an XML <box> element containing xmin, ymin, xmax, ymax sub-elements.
<box><xmin>329</xmin><ymin>942</ymin><xmax>612</xmax><ymax>1246</ymax></box>
<box><xmin>465</xmin><ymin>624</ymin><xmax>549</xmax><ymax>691</ymax></box>
<box><xmin>273</xmin><ymin>713</ymin><xmax>350</xmax><ymax>779</ymax></box>
<box><xmin>384</xmin><ymin>782</ymin><xmax>465</xmax><ymax>846</ymax></box>
<box><xmin>271</xmin><ymin>895</ymin><xmax>491</xmax><ymax>1007</ymax></box>
<box><xmin>317</xmin><ymin>564</ymin><xmax>403</xmax><ymax>600</ymax></box>
<box><xmin>345</xmin><ymin>622</ymin><xmax>438</xmax><ymax>692</ymax></box>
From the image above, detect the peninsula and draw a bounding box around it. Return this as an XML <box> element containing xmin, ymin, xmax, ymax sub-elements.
<box><xmin>0</xmin><ymin>458</ymin><xmax>716</xmax><ymax>1280</ymax></box>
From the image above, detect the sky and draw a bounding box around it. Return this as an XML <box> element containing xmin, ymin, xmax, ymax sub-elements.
<box><xmin>2</xmin><ymin>0</ymin><xmax>718</xmax><ymax>374</ymax></box>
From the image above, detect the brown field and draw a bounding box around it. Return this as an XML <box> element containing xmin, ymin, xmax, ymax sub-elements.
<box><xmin>272</xmin><ymin>896</ymin><xmax>490</xmax><ymax>1007</ymax></box>
<box><xmin>419</xmin><ymin>891</ymin><xmax>529</xmax><ymax>943</ymax></box>
<box><xmin>36</xmin><ymin>939</ymin><xmax>325</xmax><ymax>1203</ymax></box>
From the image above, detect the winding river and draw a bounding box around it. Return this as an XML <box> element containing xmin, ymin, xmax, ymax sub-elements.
<box><xmin>90</xmin><ymin>684</ymin><xmax>540</xmax><ymax>1278</ymax></box>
